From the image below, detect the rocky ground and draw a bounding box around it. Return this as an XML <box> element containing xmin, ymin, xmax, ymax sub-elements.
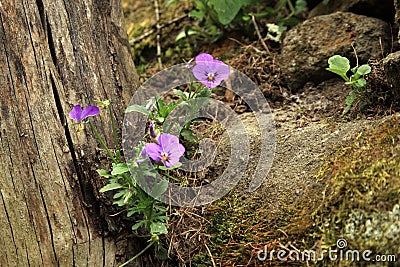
<box><xmin>120</xmin><ymin>0</ymin><xmax>400</xmax><ymax>266</ymax></box>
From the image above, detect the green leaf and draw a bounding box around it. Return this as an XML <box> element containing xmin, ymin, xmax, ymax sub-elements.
<box><xmin>175</xmin><ymin>28</ymin><xmax>198</xmax><ymax>41</ymax></box>
<box><xmin>150</xmin><ymin>180</ymin><xmax>169</xmax><ymax>198</ymax></box>
<box><xmin>97</xmin><ymin>169</ymin><xmax>111</xmax><ymax>178</ymax></box>
<box><xmin>196</xmin><ymin>87</ymin><xmax>212</xmax><ymax>98</ymax></box>
<box><xmin>345</xmin><ymin>92</ymin><xmax>356</xmax><ymax>106</ymax></box>
<box><xmin>123</xmin><ymin>191</ymin><xmax>132</xmax><ymax>203</ymax></box>
<box><xmin>131</xmin><ymin>221</ymin><xmax>145</xmax><ymax>231</ymax></box>
<box><xmin>150</xmin><ymin>222</ymin><xmax>168</xmax><ymax>234</ymax></box>
<box><xmin>173</xmin><ymin>89</ymin><xmax>188</xmax><ymax>101</ymax></box>
<box><xmin>165</xmin><ymin>0</ymin><xmax>179</xmax><ymax>8</ymax></box>
<box><xmin>266</xmin><ymin>23</ymin><xmax>287</xmax><ymax>42</ymax></box>
<box><xmin>155</xmin><ymin>115</ymin><xmax>165</xmax><ymax>123</ymax></box>
<box><xmin>155</xmin><ymin>245</ymin><xmax>169</xmax><ymax>260</ymax></box>
<box><xmin>125</xmin><ymin>104</ymin><xmax>151</xmax><ymax>116</ymax></box>
<box><xmin>295</xmin><ymin>0</ymin><xmax>307</xmax><ymax>14</ymax></box>
<box><xmin>354</xmin><ymin>78</ymin><xmax>366</xmax><ymax>88</ymax></box>
<box><xmin>111</xmin><ymin>163</ymin><xmax>129</xmax><ymax>175</ymax></box>
<box><xmin>157</xmin><ymin>162</ymin><xmax>182</xmax><ymax>171</ymax></box>
<box><xmin>113</xmin><ymin>190</ymin><xmax>126</xmax><ymax>200</ymax></box>
<box><xmin>326</xmin><ymin>55</ymin><xmax>350</xmax><ymax>78</ymax></box>
<box><xmin>99</xmin><ymin>183</ymin><xmax>122</xmax><ymax>193</ymax></box>
<box><xmin>343</xmin><ymin>104</ymin><xmax>352</xmax><ymax>115</ymax></box>
<box><xmin>181</xmin><ymin>128</ymin><xmax>199</xmax><ymax>142</ymax></box>
<box><xmin>357</xmin><ymin>64</ymin><xmax>371</xmax><ymax>75</ymax></box>
<box><xmin>142</xmin><ymin>169</ymin><xmax>158</xmax><ymax>178</ymax></box>
<box><xmin>242</xmin><ymin>14</ymin><xmax>251</xmax><ymax>22</ymax></box>
<box><xmin>113</xmin><ymin>199</ymin><xmax>125</xmax><ymax>207</ymax></box>
<box><xmin>189</xmin><ymin>9</ymin><xmax>204</xmax><ymax>19</ymax></box>
<box><xmin>208</xmin><ymin>0</ymin><xmax>246</xmax><ymax>25</ymax></box>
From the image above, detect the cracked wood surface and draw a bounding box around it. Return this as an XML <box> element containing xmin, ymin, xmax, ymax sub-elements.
<box><xmin>0</xmin><ymin>0</ymin><xmax>138</xmax><ymax>265</ymax></box>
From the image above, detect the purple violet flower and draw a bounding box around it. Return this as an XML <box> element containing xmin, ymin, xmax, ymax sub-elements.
<box><xmin>136</xmin><ymin>148</ymin><xmax>148</xmax><ymax>164</ymax></box>
<box><xmin>192</xmin><ymin>53</ymin><xmax>230</xmax><ymax>89</ymax></box>
<box><xmin>145</xmin><ymin>133</ymin><xmax>185</xmax><ymax>168</ymax></box>
<box><xmin>149</xmin><ymin>123</ymin><xmax>157</xmax><ymax>138</ymax></box>
<box><xmin>69</xmin><ymin>105</ymin><xmax>100</xmax><ymax>123</ymax></box>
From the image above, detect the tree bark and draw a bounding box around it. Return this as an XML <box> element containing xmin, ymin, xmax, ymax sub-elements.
<box><xmin>0</xmin><ymin>0</ymin><xmax>138</xmax><ymax>266</ymax></box>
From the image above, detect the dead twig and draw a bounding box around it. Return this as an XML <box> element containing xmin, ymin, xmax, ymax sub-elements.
<box><xmin>250</xmin><ymin>14</ymin><xmax>270</xmax><ymax>54</ymax></box>
<box><xmin>203</xmin><ymin>237</ymin><xmax>217</xmax><ymax>267</ymax></box>
<box><xmin>129</xmin><ymin>14</ymin><xmax>188</xmax><ymax>45</ymax></box>
<box><xmin>153</xmin><ymin>0</ymin><xmax>162</xmax><ymax>67</ymax></box>
<box><xmin>228</xmin><ymin>37</ymin><xmax>263</xmax><ymax>53</ymax></box>
<box><xmin>351</xmin><ymin>43</ymin><xmax>359</xmax><ymax>67</ymax></box>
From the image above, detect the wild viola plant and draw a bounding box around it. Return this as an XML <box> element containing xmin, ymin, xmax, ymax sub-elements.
<box><xmin>69</xmin><ymin>101</ymin><xmax>172</xmax><ymax>264</ymax></box>
<box><xmin>326</xmin><ymin>55</ymin><xmax>371</xmax><ymax>114</ymax></box>
<box><xmin>69</xmin><ymin>105</ymin><xmax>100</xmax><ymax>132</ymax></box>
<box><xmin>69</xmin><ymin>53</ymin><xmax>230</xmax><ymax>264</ymax></box>
<box><xmin>126</xmin><ymin>53</ymin><xmax>230</xmax><ymax>151</ymax></box>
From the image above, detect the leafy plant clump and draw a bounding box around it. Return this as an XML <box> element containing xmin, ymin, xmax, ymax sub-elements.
<box><xmin>168</xmin><ymin>0</ymin><xmax>308</xmax><ymax>43</ymax></box>
<box><xmin>69</xmin><ymin>53</ymin><xmax>231</xmax><ymax>264</ymax></box>
<box><xmin>326</xmin><ymin>55</ymin><xmax>371</xmax><ymax>114</ymax></box>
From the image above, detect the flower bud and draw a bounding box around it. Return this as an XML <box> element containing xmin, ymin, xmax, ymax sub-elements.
<box><xmin>149</xmin><ymin>124</ymin><xmax>157</xmax><ymax>138</ymax></box>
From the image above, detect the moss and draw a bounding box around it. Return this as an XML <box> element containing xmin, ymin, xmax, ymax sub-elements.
<box><xmin>313</xmin><ymin>116</ymin><xmax>400</xmax><ymax>265</ymax></box>
<box><xmin>192</xmin><ymin>192</ymin><xmax>318</xmax><ymax>266</ymax></box>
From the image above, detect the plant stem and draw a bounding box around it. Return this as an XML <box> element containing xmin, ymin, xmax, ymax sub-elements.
<box><xmin>88</xmin><ymin>121</ymin><xmax>117</xmax><ymax>163</ymax></box>
<box><xmin>118</xmin><ymin>239</ymin><xmax>157</xmax><ymax>267</ymax></box>
<box><xmin>155</xmin><ymin>166</ymin><xmax>180</xmax><ymax>182</ymax></box>
<box><xmin>108</xmin><ymin>105</ymin><xmax>121</xmax><ymax>162</ymax></box>
<box><xmin>200</xmin><ymin>123</ymin><xmax>221</xmax><ymax>141</ymax></box>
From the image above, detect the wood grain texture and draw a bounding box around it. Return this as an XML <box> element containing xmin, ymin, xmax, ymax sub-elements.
<box><xmin>0</xmin><ymin>0</ymin><xmax>138</xmax><ymax>265</ymax></box>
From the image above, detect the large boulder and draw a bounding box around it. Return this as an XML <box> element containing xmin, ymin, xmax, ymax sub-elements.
<box><xmin>308</xmin><ymin>0</ymin><xmax>394</xmax><ymax>23</ymax></box>
<box><xmin>279</xmin><ymin>12</ymin><xmax>391</xmax><ymax>91</ymax></box>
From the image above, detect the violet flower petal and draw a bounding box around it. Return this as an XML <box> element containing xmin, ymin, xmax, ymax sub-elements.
<box><xmin>149</xmin><ymin>124</ymin><xmax>157</xmax><ymax>138</ymax></box>
<box><xmin>158</xmin><ymin>133</ymin><xmax>180</xmax><ymax>150</ymax></box>
<box><xmin>165</xmin><ymin>145</ymin><xmax>185</xmax><ymax>166</ymax></box>
<box><xmin>136</xmin><ymin>148</ymin><xmax>148</xmax><ymax>163</ymax></box>
<box><xmin>81</xmin><ymin>106</ymin><xmax>100</xmax><ymax>120</ymax></box>
<box><xmin>69</xmin><ymin>105</ymin><xmax>83</xmax><ymax>122</ymax></box>
<box><xmin>195</xmin><ymin>53</ymin><xmax>214</xmax><ymax>62</ymax></box>
<box><xmin>192</xmin><ymin>54</ymin><xmax>230</xmax><ymax>89</ymax></box>
<box><xmin>145</xmin><ymin>143</ymin><xmax>163</xmax><ymax>161</ymax></box>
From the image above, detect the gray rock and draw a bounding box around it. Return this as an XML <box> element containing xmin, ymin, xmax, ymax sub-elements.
<box><xmin>383</xmin><ymin>51</ymin><xmax>400</xmax><ymax>99</ymax></box>
<box><xmin>279</xmin><ymin>12</ymin><xmax>391</xmax><ymax>91</ymax></box>
<box><xmin>308</xmin><ymin>0</ymin><xmax>394</xmax><ymax>22</ymax></box>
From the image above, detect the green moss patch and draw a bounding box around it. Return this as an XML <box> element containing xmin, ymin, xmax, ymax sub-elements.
<box><xmin>313</xmin><ymin>116</ymin><xmax>400</xmax><ymax>264</ymax></box>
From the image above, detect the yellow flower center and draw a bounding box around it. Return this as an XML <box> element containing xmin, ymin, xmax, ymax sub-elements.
<box><xmin>207</xmin><ymin>73</ymin><xmax>215</xmax><ymax>82</ymax></box>
<box><xmin>161</xmin><ymin>152</ymin><xmax>169</xmax><ymax>161</ymax></box>
<box><xmin>77</xmin><ymin>124</ymin><xmax>84</xmax><ymax>132</ymax></box>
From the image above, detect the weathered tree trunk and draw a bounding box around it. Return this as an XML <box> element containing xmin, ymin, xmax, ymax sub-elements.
<box><xmin>0</xmin><ymin>0</ymin><xmax>138</xmax><ymax>265</ymax></box>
